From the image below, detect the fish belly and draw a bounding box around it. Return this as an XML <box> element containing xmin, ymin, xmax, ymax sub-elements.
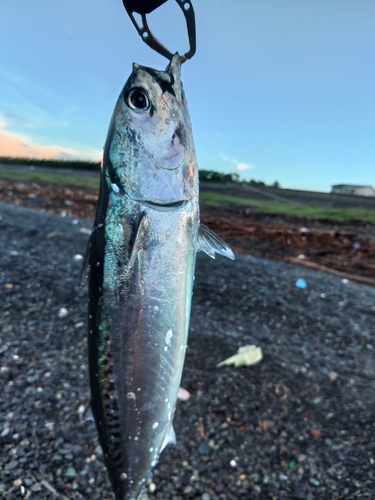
<box><xmin>91</xmin><ymin>197</ymin><xmax>198</xmax><ymax>500</ymax></box>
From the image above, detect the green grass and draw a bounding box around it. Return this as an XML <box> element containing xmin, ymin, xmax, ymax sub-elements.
<box><xmin>200</xmin><ymin>191</ymin><xmax>375</xmax><ymax>223</ymax></box>
<box><xmin>2</xmin><ymin>169</ymin><xmax>375</xmax><ymax>223</ymax></box>
<box><xmin>0</xmin><ymin>156</ymin><xmax>100</xmax><ymax>171</ymax></box>
<box><xmin>0</xmin><ymin>169</ymin><xmax>100</xmax><ymax>189</ymax></box>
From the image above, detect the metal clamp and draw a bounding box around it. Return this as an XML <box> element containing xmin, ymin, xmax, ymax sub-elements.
<box><xmin>122</xmin><ymin>0</ymin><xmax>196</xmax><ymax>62</ymax></box>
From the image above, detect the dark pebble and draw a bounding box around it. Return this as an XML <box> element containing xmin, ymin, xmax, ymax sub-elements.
<box><xmin>5</xmin><ymin>460</ymin><xmax>19</xmax><ymax>471</ymax></box>
<box><xmin>198</xmin><ymin>440</ymin><xmax>211</xmax><ymax>455</ymax></box>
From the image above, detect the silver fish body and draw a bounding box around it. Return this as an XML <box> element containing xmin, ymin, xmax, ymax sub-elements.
<box><xmin>87</xmin><ymin>54</ymin><xmax>233</xmax><ymax>500</ymax></box>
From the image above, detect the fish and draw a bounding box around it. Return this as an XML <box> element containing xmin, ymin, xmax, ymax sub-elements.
<box><xmin>86</xmin><ymin>53</ymin><xmax>234</xmax><ymax>500</ymax></box>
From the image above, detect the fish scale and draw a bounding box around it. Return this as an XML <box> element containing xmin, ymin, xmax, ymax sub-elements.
<box><xmin>86</xmin><ymin>53</ymin><xmax>234</xmax><ymax>500</ymax></box>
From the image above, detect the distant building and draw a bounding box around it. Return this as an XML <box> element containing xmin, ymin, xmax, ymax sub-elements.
<box><xmin>331</xmin><ymin>184</ymin><xmax>375</xmax><ymax>197</ymax></box>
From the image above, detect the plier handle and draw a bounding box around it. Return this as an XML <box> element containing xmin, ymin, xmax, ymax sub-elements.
<box><xmin>122</xmin><ymin>0</ymin><xmax>196</xmax><ymax>62</ymax></box>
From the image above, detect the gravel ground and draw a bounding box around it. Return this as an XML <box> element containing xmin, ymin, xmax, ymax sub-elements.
<box><xmin>1</xmin><ymin>200</ymin><xmax>375</xmax><ymax>500</ymax></box>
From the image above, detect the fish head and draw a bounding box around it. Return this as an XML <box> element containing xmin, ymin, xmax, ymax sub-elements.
<box><xmin>106</xmin><ymin>53</ymin><xmax>197</xmax><ymax>208</ymax></box>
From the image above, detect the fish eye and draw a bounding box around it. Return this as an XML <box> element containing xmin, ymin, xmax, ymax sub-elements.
<box><xmin>126</xmin><ymin>88</ymin><xmax>150</xmax><ymax>113</ymax></box>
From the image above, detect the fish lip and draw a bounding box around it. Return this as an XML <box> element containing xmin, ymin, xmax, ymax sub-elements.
<box><xmin>121</xmin><ymin>188</ymin><xmax>189</xmax><ymax>211</ymax></box>
<box><xmin>137</xmin><ymin>198</ymin><xmax>189</xmax><ymax>211</ymax></box>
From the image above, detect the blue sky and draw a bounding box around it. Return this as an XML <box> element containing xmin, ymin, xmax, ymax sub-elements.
<box><xmin>1</xmin><ymin>0</ymin><xmax>374</xmax><ymax>192</ymax></box>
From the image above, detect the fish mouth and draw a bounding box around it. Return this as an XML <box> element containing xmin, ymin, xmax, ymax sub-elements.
<box><xmin>121</xmin><ymin>188</ymin><xmax>189</xmax><ymax>211</ymax></box>
<box><xmin>137</xmin><ymin>199</ymin><xmax>188</xmax><ymax>211</ymax></box>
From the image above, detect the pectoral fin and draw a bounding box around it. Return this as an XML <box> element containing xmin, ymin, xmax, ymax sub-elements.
<box><xmin>128</xmin><ymin>212</ymin><xmax>149</xmax><ymax>270</ymax></box>
<box><xmin>197</xmin><ymin>224</ymin><xmax>235</xmax><ymax>260</ymax></box>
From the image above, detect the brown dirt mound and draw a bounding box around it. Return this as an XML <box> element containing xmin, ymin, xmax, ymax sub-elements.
<box><xmin>1</xmin><ymin>177</ymin><xmax>375</xmax><ymax>286</ymax></box>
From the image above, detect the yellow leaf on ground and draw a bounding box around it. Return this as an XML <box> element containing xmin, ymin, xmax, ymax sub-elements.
<box><xmin>217</xmin><ymin>345</ymin><xmax>263</xmax><ymax>368</ymax></box>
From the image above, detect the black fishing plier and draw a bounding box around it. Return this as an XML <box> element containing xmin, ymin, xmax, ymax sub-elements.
<box><xmin>122</xmin><ymin>0</ymin><xmax>196</xmax><ymax>62</ymax></box>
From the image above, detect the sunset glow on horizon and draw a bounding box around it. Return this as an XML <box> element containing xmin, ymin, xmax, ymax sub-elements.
<box><xmin>1</xmin><ymin>1</ymin><xmax>374</xmax><ymax>191</ymax></box>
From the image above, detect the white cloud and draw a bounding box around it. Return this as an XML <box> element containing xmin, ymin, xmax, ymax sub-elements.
<box><xmin>236</xmin><ymin>162</ymin><xmax>254</xmax><ymax>171</ymax></box>
<box><xmin>220</xmin><ymin>153</ymin><xmax>255</xmax><ymax>172</ymax></box>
